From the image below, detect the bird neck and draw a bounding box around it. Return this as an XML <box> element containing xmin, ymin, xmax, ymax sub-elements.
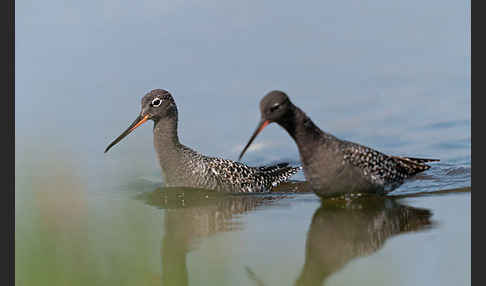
<box><xmin>278</xmin><ymin>105</ymin><xmax>330</xmax><ymax>150</ymax></box>
<box><xmin>153</xmin><ymin>116</ymin><xmax>183</xmax><ymax>162</ymax></box>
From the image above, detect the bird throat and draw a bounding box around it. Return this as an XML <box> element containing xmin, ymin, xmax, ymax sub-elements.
<box><xmin>278</xmin><ymin>106</ymin><xmax>325</xmax><ymax>151</ymax></box>
<box><xmin>153</xmin><ymin>117</ymin><xmax>183</xmax><ymax>171</ymax></box>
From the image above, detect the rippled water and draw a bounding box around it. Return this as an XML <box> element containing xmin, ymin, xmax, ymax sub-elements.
<box><xmin>16</xmin><ymin>0</ymin><xmax>469</xmax><ymax>285</ymax></box>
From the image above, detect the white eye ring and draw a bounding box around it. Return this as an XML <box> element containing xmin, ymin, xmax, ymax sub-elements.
<box><xmin>152</xmin><ymin>98</ymin><xmax>162</xmax><ymax>107</ymax></box>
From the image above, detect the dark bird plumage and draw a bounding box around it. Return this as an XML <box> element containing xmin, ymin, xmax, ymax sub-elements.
<box><xmin>105</xmin><ymin>89</ymin><xmax>300</xmax><ymax>193</ymax></box>
<box><xmin>239</xmin><ymin>90</ymin><xmax>439</xmax><ymax>197</ymax></box>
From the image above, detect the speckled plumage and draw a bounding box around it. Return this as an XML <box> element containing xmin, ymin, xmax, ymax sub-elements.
<box><xmin>239</xmin><ymin>90</ymin><xmax>439</xmax><ymax>197</ymax></box>
<box><xmin>105</xmin><ymin>89</ymin><xmax>300</xmax><ymax>193</ymax></box>
<box><xmin>341</xmin><ymin>141</ymin><xmax>436</xmax><ymax>192</ymax></box>
<box><xmin>158</xmin><ymin>143</ymin><xmax>301</xmax><ymax>193</ymax></box>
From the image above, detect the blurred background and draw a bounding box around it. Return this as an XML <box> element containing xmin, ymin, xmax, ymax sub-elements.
<box><xmin>16</xmin><ymin>0</ymin><xmax>470</xmax><ymax>285</ymax></box>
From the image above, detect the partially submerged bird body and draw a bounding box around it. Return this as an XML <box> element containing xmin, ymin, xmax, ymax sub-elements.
<box><xmin>105</xmin><ymin>89</ymin><xmax>300</xmax><ymax>193</ymax></box>
<box><xmin>239</xmin><ymin>91</ymin><xmax>438</xmax><ymax>197</ymax></box>
<box><xmin>153</xmin><ymin>120</ymin><xmax>300</xmax><ymax>192</ymax></box>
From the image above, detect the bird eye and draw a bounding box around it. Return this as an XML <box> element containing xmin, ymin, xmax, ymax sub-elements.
<box><xmin>269</xmin><ymin>104</ymin><xmax>280</xmax><ymax>112</ymax></box>
<box><xmin>152</xmin><ymin>98</ymin><xmax>162</xmax><ymax>107</ymax></box>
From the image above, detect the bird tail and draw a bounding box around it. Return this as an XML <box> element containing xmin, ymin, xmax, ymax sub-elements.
<box><xmin>256</xmin><ymin>163</ymin><xmax>302</xmax><ymax>186</ymax></box>
<box><xmin>402</xmin><ymin>157</ymin><xmax>440</xmax><ymax>164</ymax></box>
<box><xmin>391</xmin><ymin>156</ymin><xmax>439</xmax><ymax>174</ymax></box>
<box><xmin>257</xmin><ymin>162</ymin><xmax>291</xmax><ymax>172</ymax></box>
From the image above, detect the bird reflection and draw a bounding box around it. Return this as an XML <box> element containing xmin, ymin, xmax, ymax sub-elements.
<box><xmin>137</xmin><ymin>184</ymin><xmax>302</xmax><ymax>286</ymax></box>
<box><xmin>294</xmin><ymin>195</ymin><xmax>433</xmax><ymax>286</ymax></box>
<box><xmin>137</xmin><ymin>185</ymin><xmax>434</xmax><ymax>286</ymax></box>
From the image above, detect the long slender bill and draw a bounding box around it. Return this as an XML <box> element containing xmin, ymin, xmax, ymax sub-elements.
<box><xmin>238</xmin><ymin>120</ymin><xmax>270</xmax><ymax>161</ymax></box>
<box><xmin>104</xmin><ymin>114</ymin><xmax>149</xmax><ymax>153</ymax></box>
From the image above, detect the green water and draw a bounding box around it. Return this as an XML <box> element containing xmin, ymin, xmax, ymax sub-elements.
<box><xmin>15</xmin><ymin>148</ymin><xmax>470</xmax><ymax>285</ymax></box>
<box><xmin>15</xmin><ymin>167</ymin><xmax>470</xmax><ymax>286</ymax></box>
